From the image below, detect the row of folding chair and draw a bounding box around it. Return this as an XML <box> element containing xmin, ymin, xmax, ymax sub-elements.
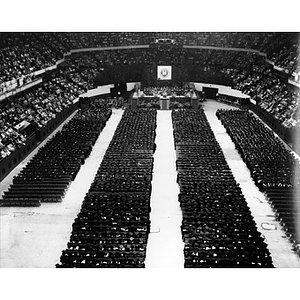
<box><xmin>0</xmin><ymin>105</ymin><xmax>112</xmax><ymax>207</ymax></box>
<box><xmin>172</xmin><ymin>108</ymin><xmax>273</xmax><ymax>267</ymax></box>
<box><xmin>56</xmin><ymin>108</ymin><xmax>157</xmax><ymax>267</ymax></box>
<box><xmin>216</xmin><ymin>108</ymin><xmax>300</xmax><ymax>255</ymax></box>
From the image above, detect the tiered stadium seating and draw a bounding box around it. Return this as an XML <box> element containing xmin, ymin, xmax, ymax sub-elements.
<box><xmin>226</xmin><ymin>63</ymin><xmax>300</xmax><ymax>128</ymax></box>
<box><xmin>0</xmin><ymin>102</ymin><xmax>112</xmax><ymax>206</ymax></box>
<box><xmin>1</xmin><ymin>32</ymin><xmax>299</xmax><ymax>86</ymax></box>
<box><xmin>172</xmin><ymin>108</ymin><xmax>273</xmax><ymax>267</ymax></box>
<box><xmin>56</xmin><ymin>108</ymin><xmax>157</xmax><ymax>268</ymax></box>
<box><xmin>216</xmin><ymin>109</ymin><xmax>300</xmax><ymax>254</ymax></box>
<box><xmin>0</xmin><ymin>70</ymin><xmax>88</xmax><ymax>160</ymax></box>
<box><xmin>2</xmin><ymin>32</ymin><xmax>300</xmax><ymax>134</ymax></box>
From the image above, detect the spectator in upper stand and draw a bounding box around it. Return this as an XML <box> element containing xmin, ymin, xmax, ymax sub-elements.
<box><xmin>0</xmin><ymin>122</ymin><xmax>26</xmax><ymax>159</ymax></box>
<box><xmin>225</xmin><ymin>63</ymin><xmax>300</xmax><ymax>128</ymax></box>
<box><xmin>0</xmin><ymin>69</ymin><xmax>89</xmax><ymax>159</ymax></box>
<box><xmin>1</xmin><ymin>32</ymin><xmax>300</xmax><ymax>85</ymax></box>
<box><xmin>1</xmin><ymin>32</ymin><xmax>300</xmax><ymax>151</ymax></box>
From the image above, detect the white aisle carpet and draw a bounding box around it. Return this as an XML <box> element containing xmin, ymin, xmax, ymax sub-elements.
<box><xmin>145</xmin><ymin>111</ymin><xmax>185</xmax><ymax>268</ymax></box>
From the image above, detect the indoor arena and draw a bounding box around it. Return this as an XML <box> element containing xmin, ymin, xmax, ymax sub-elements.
<box><xmin>1</xmin><ymin>28</ymin><xmax>300</xmax><ymax>297</ymax></box>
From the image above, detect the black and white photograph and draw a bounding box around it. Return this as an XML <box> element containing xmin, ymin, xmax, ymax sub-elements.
<box><xmin>1</xmin><ymin>1</ymin><xmax>300</xmax><ymax>299</ymax></box>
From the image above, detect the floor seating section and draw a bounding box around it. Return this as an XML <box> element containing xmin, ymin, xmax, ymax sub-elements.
<box><xmin>172</xmin><ymin>108</ymin><xmax>274</xmax><ymax>267</ymax></box>
<box><xmin>216</xmin><ymin>109</ymin><xmax>300</xmax><ymax>256</ymax></box>
<box><xmin>56</xmin><ymin>108</ymin><xmax>157</xmax><ymax>268</ymax></box>
<box><xmin>0</xmin><ymin>105</ymin><xmax>112</xmax><ymax>207</ymax></box>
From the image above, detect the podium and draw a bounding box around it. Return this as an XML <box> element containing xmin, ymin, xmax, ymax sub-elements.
<box><xmin>131</xmin><ymin>98</ymin><xmax>138</xmax><ymax>109</ymax></box>
<box><xmin>191</xmin><ymin>91</ymin><xmax>199</xmax><ymax>110</ymax></box>
<box><xmin>159</xmin><ymin>97</ymin><xmax>170</xmax><ymax>110</ymax></box>
<box><xmin>191</xmin><ymin>98</ymin><xmax>199</xmax><ymax>110</ymax></box>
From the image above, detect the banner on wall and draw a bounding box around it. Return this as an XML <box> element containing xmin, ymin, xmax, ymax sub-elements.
<box><xmin>157</xmin><ymin>66</ymin><xmax>172</xmax><ymax>80</ymax></box>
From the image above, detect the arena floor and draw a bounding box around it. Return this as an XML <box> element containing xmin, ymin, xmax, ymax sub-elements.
<box><xmin>1</xmin><ymin>101</ymin><xmax>300</xmax><ymax>268</ymax></box>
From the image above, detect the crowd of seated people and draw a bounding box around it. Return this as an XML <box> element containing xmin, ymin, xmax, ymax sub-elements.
<box><xmin>216</xmin><ymin>109</ymin><xmax>300</xmax><ymax>251</ymax></box>
<box><xmin>3</xmin><ymin>32</ymin><xmax>297</xmax><ymax>97</ymax></box>
<box><xmin>64</xmin><ymin>50</ymin><xmax>150</xmax><ymax>86</ymax></box>
<box><xmin>216</xmin><ymin>109</ymin><xmax>299</xmax><ymax>191</ymax></box>
<box><xmin>224</xmin><ymin>64</ymin><xmax>300</xmax><ymax>128</ymax></box>
<box><xmin>60</xmin><ymin>32</ymin><xmax>300</xmax><ymax>76</ymax></box>
<box><xmin>1</xmin><ymin>33</ymin><xmax>299</xmax><ymax>160</ymax></box>
<box><xmin>1</xmin><ymin>73</ymin><xmax>85</xmax><ymax>128</ymax></box>
<box><xmin>0</xmin><ymin>122</ymin><xmax>26</xmax><ymax>159</ymax></box>
<box><xmin>48</xmin><ymin>32</ymin><xmax>150</xmax><ymax>51</ymax></box>
<box><xmin>138</xmin><ymin>85</ymin><xmax>200</xmax><ymax>109</ymax></box>
<box><xmin>137</xmin><ymin>96</ymin><xmax>193</xmax><ymax>110</ymax></box>
<box><xmin>108</xmin><ymin>97</ymin><xmax>125</xmax><ymax>109</ymax></box>
<box><xmin>0</xmin><ymin>56</ymin><xmax>132</xmax><ymax>161</ymax></box>
<box><xmin>137</xmin><ymin>98</ymin><xmax>160</xmax><ymax>109</ymax></box>
<box><xmin>61</xmin><ymin>66</ymin><xmax>96</xmax><ymax>91</ymax></box>
<box><xmin>58</xmin><ymin>31</ymin><xmax>296</xmax><ymax>76</ymax></box>
<box><xmin>189</xmin><ymin>49</ymin><xmax>260</xmax><ymax>71</ymax></box>
<box><xmin>0</xmin><ymin>100</ymin><xmax>112</xmax><ymax>206</ymax></box>
<box><xmin>172</xmin><ymin>108</ymin><xmax>273</xmax><ymax>267</ymax></box>
<box><xmin>1</xmin><ymin>32</ymin><xmax>299</xmax><ymax>87</ymax></box>
<box><xmin>54</xmin><ymin>32</ymin><xmax>300</xmax><ymax>76</ymax></box>
<box><xmin>0</xmin><ymin>32</ymin><xmax>63</xmax><ymax>84</ymax></box>
<box><xmin>143</xmin><ymin>86</ymin><xmax>189</xmax><ymax>97</ymax></box>
<box><xmin>92</xmin><ymin>48</ymin><xmax>263</xmax><ymax>87</ymax></box>
<box><xmin>259</xmin><ymin>33</ymin><xmax>300</xmax><ymax>75</ymax></box>
<box><xmin>33</xmin><ymin>33</ymin><xmax>70</xmax><ymax>57</ymax></box>
<box><xmin>67</xmin><ymin>48</ymin><xmax>241</xmax><ymax>87</ymax></box>
<box><xmin>169</xmin><ymin>100</ymin><xmax>192</xmax><ymax>110</ymax></box>
<box><xmin>89</xmin><ymin>96</ymin><xmax>126</xmax><ymax>109</ymax></box>
<box><xmin>1</xmin><ymin>44</ymin><xmax>298</xmax><ymax>162</ymax></box>
<box><xmin>151</xmin><ymin>32</ymin><xmax>300</xmax><ymax>75</ymax></box>
<box><xmin>137</xmin><ymin>85</ymin><xmax>196</xmax><ymax>109</ymax></box>
<box><xmin>66</xmin><ymin>50</ymin><xmax>147</xmax><ymax>85</ymax></box>
<box><xmin>0</xmin><ymin>69</ymin><xmax>88</xmax><ymax>159</ymax></box>
<box><xmin>56</xmin><ymin>108</ymin><xmax>156</xmax><ymax>268</ymax></box>
<box><xmin>69</xmin><ymin>49</ymin><xmax>150</xmax><ymax>69</ymax></box>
